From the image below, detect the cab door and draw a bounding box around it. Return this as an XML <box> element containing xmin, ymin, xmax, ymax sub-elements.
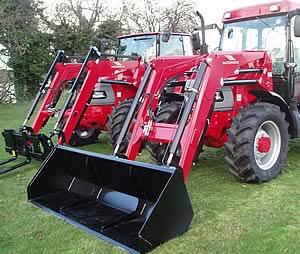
<box><xmin>291</xmin><ymin>15</ymin><xmax>300</xmax><ymax>102</ymax></box>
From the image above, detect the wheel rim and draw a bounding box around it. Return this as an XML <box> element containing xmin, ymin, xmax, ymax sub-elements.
<box><xmin>254</xmin><ymin>120</ymin><xmax>281</xmax><ymax>170</ymax></box>
<box><xmin>75</xmin><ymin>127</ymin><xmax>95</xmax><ymax>139</ymax></box>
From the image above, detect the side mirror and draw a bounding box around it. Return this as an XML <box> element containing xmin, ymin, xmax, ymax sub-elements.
<box><xmin>99</xmin><ymin>38</ymin><xmax>109</xmax><ymax>53</ymax></box>
<box><xmin>162</xmin><ymin>32</ymin><xmax>171</xmax><ymax>42</ymax></box>
<box><xmin>227</xmin><ymin>28</ymin><xmax>233</xmax><ymax>39</ymax></box>
<box><xmin>294</xmin><ymin>15</ymin><xmax>300</xmax><ymax>37</ymax></box>
<box><xmin>192</xmin><ymin>32</ymin><xmax>201</xmax><ymax>50</ymax></box>
<box><xmin>194</xmin><ymin>23</ymin><xmax>222</xmax><ymax>35</ymax></box>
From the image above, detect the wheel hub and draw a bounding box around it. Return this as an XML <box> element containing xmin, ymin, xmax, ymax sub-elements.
<box><xmin>257</xmin><ymin>136</ymin><xmax>271</xmax><ymax>153</ymax></box>
<box><xmin>254</xmin><ymin>120</ymin><xmax>281</xmax><ymax>171</ymax></box>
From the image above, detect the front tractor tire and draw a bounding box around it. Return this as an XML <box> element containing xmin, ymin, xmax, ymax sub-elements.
<box><xmin>147</xmin><ymin>100</ymin><xmax>204</xmax><ymax>165</ymax></box>
<box><xmin>69</xmin><ymin>127</ymin><xmax>100</xmax><ymax>146</ymax></box>
<box><xmin>58</xmin><ymin>118</ymin><xmax>100</xmax><ymax>146</ymax></box>
<box><xmin>224</xmin><ymin>102</ymin><xmax>289</xmax><ymax>183</ymax></box>
<box><xmin>147</xmin><ymin>101</ymin><xmax>183</xmax><ymax>165</ymax></box>
<box><xmin>106</xmin><ymin>98</ymin><xmax>134</xmax><ymax>153</ymax></box>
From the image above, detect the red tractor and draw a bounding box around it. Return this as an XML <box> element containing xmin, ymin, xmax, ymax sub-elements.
<box><xmin>0</xmin><ymin>32</ymin><xmax>195</xmax><ymax>174</ymax></box>
<box><xmin>28</xmin><ymin>1</ymin><xmax>300</xmax><ymax>253</ymax></box>
<box><xmin>118</xmin><ymin>1</ymin><xmax>300</xmax><ymax>184</ymax></box>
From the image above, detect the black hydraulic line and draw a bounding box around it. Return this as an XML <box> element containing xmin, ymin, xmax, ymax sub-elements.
<box><xmin>113</xmin><ymin>65</ymin><xmax>153</xmax><ymax>155</ymax></box>
<box><xmin>168</xmin><ymin>81</ymin><xmax>186</xmax><ymax>87</ymax></box>
<box><xmin>166</xmin><ymin>60</ymin><xmax>208</xmax><ymax>165</ymax></box>
<box><xmin>237</xmin><ymin>68</ymin><xmax>262</xmax><ymax>74</ymax></box>
<box><xmin>100</xmin><ymin>80</ymin><xmax>132</xmax><ymax>85</ymax></box>
<box><xmin>21</xmin><ymin>50</ymin><xmax>64</xmax><ymax>129</ymax></box>
<box><xmin>223</xmin><ymin>79</ymin><xmax>257</xmax><ymax>85</ymax></box>
<box><xmin>103</xmin><ymin>53</ymin><xmax>140</xmax><ymax>60</ymax></box>
<box><xmin>53</xmin><ymin>47</ymin><xmax>100</xmax><ymax>131</ymax></box>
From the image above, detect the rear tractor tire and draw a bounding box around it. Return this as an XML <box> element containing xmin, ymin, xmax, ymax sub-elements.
<box><xmin>106</xmin><ymin>98</ymin><xmax>134</xmax><ymax>153</ymax></box>
<box><xmin>224</xmin><ymin>102</ymin><xmax>289</xmax><ymax>183</ymax></box>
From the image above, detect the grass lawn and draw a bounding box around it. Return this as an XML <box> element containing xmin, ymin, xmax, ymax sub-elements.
<box><xmin>0</xmin><ymin>102</ymin><xmax>300</xmax><ymax>254</ymax></box>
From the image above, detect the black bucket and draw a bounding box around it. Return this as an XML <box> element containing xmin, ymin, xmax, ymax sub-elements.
<box><xmin>28</xmin><ymin>145</ymin><xmax>193</xmax><ymax>253</ymax></box>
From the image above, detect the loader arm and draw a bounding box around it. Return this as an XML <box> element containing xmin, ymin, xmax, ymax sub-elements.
<box><xmin>58</xmin><ymin>61</ymin><xmax>101</xmax><ymax>144</ymax></box>
<box><xmin>58</xmin><ymin>59</ymin><xmax>143</xmax><ymax>144</ymax></box>
<box><xmin>178</xmin><ymin>56</ymin><xmax>228</xmax><ymax>179</ymax></box>
<box><xmin>125</xmin><ymin>56</ymin><xmax>202</xmax><ymax>159</ymax></box>
<box><xmin>31</xmin><ymin>63</ymin><xmax>84</xmax><ymax>133</ymax></box>
<box><xmin>178</xmin><ymin>51</ymin><xmax>272</xmax><ymax>179</ymax></box>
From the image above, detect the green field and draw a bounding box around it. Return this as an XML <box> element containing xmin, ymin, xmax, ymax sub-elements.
<box><xmin>0</xmin><ymin>102</ymin><xmax>300</xmax><ymax>254</ymax></box>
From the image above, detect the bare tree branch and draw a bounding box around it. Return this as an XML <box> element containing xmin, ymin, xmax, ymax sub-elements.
<box><xmin>122</xmin><ymin>0</ymin><xmax>197</xmax><ymax>33</ymax></box>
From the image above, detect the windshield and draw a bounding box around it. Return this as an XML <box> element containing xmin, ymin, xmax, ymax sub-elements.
<box><xmin>117</xmin><ymin>35</ymin><xmax>156</xmax><ymax>63</ymax></box>
<box><xmin>160</xmin><ymin>35</ymin><xmax>194</xmax><ymax>56</ymax></box>
<box><xmin>117</xmin><ymin>34</ymin><xmax>194</xmax><ymax>63</ymax></box>
<box><xmin>220</xmin><ymin>16</ymin><xmax>286</xmax><ymax>51</ymax></box>
<box><xmin>220</xmin><ymin>15</ymin><xmax>287</xmax><ymax>74</ymax></box>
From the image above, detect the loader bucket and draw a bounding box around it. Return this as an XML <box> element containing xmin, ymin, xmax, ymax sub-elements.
<box><xmin>28</xmin><ymin>145</ymin><xmax>193</xmax><ymax>254</ymax></box>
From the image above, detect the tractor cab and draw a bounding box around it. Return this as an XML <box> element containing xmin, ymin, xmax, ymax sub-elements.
<box><xmin>218</xmin><ymin>0</ymin><xmax>300</xmax><ymax>101</ymax></box>
<box><xmin>116</xmin><ymin>32</ymin><xmax>194</xmax><ymax>63</ymax></box>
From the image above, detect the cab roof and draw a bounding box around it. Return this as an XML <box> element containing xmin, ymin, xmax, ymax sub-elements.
<box><xmin>222</xmin><ymin>0</ymin><xmax>300</xmax><ymax>23</ymax></box>
<box><xmin>117</xmin><ymin>32</ymin><xmax>190</xmax><ymax>39</ymax></box>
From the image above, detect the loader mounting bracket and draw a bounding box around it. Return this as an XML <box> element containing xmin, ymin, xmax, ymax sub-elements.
<box><xmin>0</xmin><ymin>129</ymin><xmax>53</xmax><ymax>175</ymax></box>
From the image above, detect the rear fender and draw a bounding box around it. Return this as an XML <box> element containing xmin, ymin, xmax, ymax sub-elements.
<box><xmin>250</xmin><ymin>90</ymin><xmax>297</xmax><ymax>138</ymax></box>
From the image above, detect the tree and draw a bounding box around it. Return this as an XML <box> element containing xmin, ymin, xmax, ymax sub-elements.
<box><xmin>162</xmin><ymin>0</ymin><xmax>198</xmax><ymax>32</ymax></box>
<box><xmin>0</xmin><ymin>0</ymin><xmax>52</xmax><ymax>100</ymax></box>
<box><xmin>122</xmin><ymin>0</ymin><xmax>197</xmax><ymax>33</ymax></box>
<box><xmin>122</xmin><ymin>0</ymin><xmax>163</xmax><ymax>33</ymax></box>
<box><xmin>50</xmin><ymin>0</ymin><xmax>126</xmax><ymax>54</ymax></box>
<box><xmin>51</xmin><ymin>0</ymin><xmax>104</xmax><ymax>54</ymax></box>
<box><xmin>0</xmin><ymin>69</ymin><xmax>16</xmax><ymax>103</ymax></box>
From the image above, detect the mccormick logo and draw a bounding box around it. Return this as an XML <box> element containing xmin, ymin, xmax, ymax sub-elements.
<box><xmin>222</xmin><ymin>55</ymin><xmax>239</xmax><ymax>65</ymax></box>
<box><xmin>112</xmin><ymin>61</ymin><xmax>125</xmax><ymax>68</ymax></box>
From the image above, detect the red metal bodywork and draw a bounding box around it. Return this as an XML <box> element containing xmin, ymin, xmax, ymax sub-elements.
<box><xmin>125</xmin><ymin>51</ymin><xmax>273</xmax><ymax>180</ymax></box>
<box><xmin>222</xmin><ymin>0</ymin><xmax>300</xmax><ymax>22</ymax></box>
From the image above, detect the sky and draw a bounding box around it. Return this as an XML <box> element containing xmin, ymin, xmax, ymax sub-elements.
<box><xmin>2</xmin><ymin>0</ymin><xmax>300</xmax><ymax>69</ymax></box>
<box><xmin>43</xmin><ymin>0</ymin><xmax>289</xmax><ymax>23</ymax></box>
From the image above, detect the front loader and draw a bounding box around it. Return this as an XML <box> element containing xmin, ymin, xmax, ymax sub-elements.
<box><xmin>28</xmin><ymin>56</ymin><xmax>201</xmax><ymax>253</ymax></box>
<box><xmin>28</xmin><ymin>51</ymin><xmax>269</xmax><ymax>253</ymax></box>
<box><xmin>28</xmin><ymin>1</ymin><xmax>300</xmax><ymax>253</ymax></box>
